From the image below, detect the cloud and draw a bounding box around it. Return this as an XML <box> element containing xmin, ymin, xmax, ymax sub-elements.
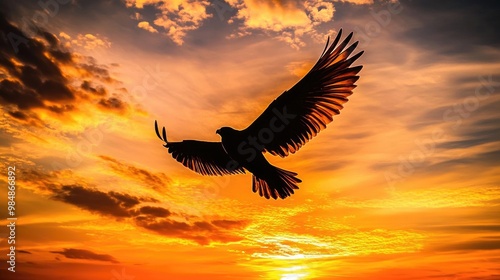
<box><xmin>334</xmin><ymin>186</ymin><xmax>500</xmax><ymax>209</ymax></box>
<box><xmin>121</xmin><ymin>0</ymin><xmax>409</xmax><ymax>49</ymax></box>
<box><xmin>126</xmin><ymin>0</ymin><xmax>212</xmax><ymax>45</ymax></box>
<box><xmin>433</xmin><ymin>101</ymin><xmax>500</xmax><ymax>152</ymax></box>
<box><xmin>59</xmin><ymin>31</ymin><xmax>71</xmax><ymax>40</ymax></box>
<box><xmin>122</xmin><ymin>0</ymin><xmax>340</xmax><ymax>48</ymax></box>
<box><xmin>50</xmin><ymin>248</ymin><xmax>119</xmax><ymax>263</ymax></box>
<box><xmin>98</xmin><ymin>155</ymin><xmax>171</xmax><ymax>192</ymax></box>
<box><xmin>227</xmin><ymin>0</ymin><xmax>336</xmax><ymax>49</ymax></box>
<box><xmin>135</xmin><ymin>215</ymin><xmax>247</xmax><ymax>245</ymax></box>
<box><xmin>59</xmin><ymin>33</ymin><xmax>112</xmax><ymax>50</ymax></box>
<box><xmin>4</xmin><ymin>148</ymin><xmax>247</xmax><ymax>246</ymax></box>
<box><xmin>53</xmin><ymin>183</ymin><xmax>248</xmax><ymax>245</ymax></box>
<box><xmin>51</xmin><ymin>184</ymin><xmax>155</xmax><ymax>218</ymax></box>
<box><xmin>436</xmin><ymin>238</ymin><xmax>500</xmax><ymax>252</ymax></box>
<box><xmin>334</xmin><ymin>0</ymin><xmax>387</xmax><ymax>4</ymax></box>
<box><xmin>138</xmin><ymin>21</ymin><xmax>159</xmax><ymax>33</ymax></box>
<box><xmin>45</xmin><ymin>176</ymin><xmax>245</xmax><ymax>245</ymax></box>
<box><xmin>421</xmin><ymin>225</ymin><xmax>500</xmax><ymax>233</ymax></box>
<box><xmin>80</xmin><ymin>80</ymin><xmax>106</xmax><ymax>96</ymax></box>
<box><xmin>427</xmin><ymin>149</ymin><xmax>500</xmax><ymax>174</ymax></box>
<box><xmin>18</xmin><ymin>250</ymin><xmax>32</xmax><ymax>254</ymax></box>
<box><xmin>211</xmin><ymin>219</ymin><xmax>247</xmax><ymax>229</ymax></box>
<box><xmin>98</xmin><ymin>97</ymin><xmax>128</xmax><ymax>113</ymax></box>
<box><xmin>0</xmin><ymin>14</ymin><xmax>132</xmax><ymax>128</ymax></box>
<box><xmin>135</xmin><ymin>205</ymin><xmax>171</xmax><ymax>217</ymax></box>
<box><xmin>306</xmin><ymin>0</ymin><xmax>336</xmax><ymax>23</ymax></box>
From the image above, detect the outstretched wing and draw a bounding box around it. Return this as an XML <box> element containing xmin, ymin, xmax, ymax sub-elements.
<box><xmin>155</xmin><ymin>121</ymin><xmax>245</xmax><ymax>176</ymax></box>
<box><xmin>243</xmin><ymin>30</ymin><xmax>363</xmax><ymax>157</ymax></box>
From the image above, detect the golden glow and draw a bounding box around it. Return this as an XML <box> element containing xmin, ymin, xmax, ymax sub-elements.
<box><xmin>1</xmin><ymin>2</ymin><xmax>499</xmax><ymax>279</ymax></box>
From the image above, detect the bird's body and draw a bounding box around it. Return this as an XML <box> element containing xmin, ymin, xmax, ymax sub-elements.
<box><xmin>216</xmin><ymin>127</ymin><xmax>301</xmax><ymax>198</ymax></box>
<box><xmin>155</xmin><ymin>30</ymin><xmax>363</xmax><ymax>199</ymax></box>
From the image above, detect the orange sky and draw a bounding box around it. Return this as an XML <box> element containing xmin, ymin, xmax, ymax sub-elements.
<box><xmin>0</xmin><ymin>0</ymin><xmax>499</xmax><ymax>279</ymax></box>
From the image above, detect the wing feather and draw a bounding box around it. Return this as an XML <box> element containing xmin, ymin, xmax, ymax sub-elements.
<box><xmin>242</xmin><ymin>29</ymin><xmax>363</xmax><ymax>157</ymax></box>
<box><xmin>155</xmin><ymin>121</ymin><xmax>245</xmax><ymax>176</ymax></box>
<box><xmin>167</xmin><ymin>140</ymin><xmax>245</xmax><ymax>176</ymax></box>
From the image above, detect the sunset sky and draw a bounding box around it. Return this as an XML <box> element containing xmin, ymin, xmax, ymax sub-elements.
<box><xmin>0</xmin><ymin>0</ymin><xmax>499</xmax><ymax>279</ymax></box>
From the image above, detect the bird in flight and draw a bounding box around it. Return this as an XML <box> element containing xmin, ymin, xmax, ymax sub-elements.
<box><xmin>155</xmin><ymin>30</ymin><xmax>363</xmax><ymax>200</ymax></box>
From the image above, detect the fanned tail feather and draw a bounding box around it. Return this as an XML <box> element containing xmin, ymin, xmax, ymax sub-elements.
<box><xmin>252</xmin><ymin>166</ymin><xmax>301</xmax><ymax>199</ymax></box>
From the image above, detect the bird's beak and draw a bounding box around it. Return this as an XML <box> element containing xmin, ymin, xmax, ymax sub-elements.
<box><xmin>216</xmin><ymin>129</ymin><xmax>220</xmax><ymax>135</ymax></box>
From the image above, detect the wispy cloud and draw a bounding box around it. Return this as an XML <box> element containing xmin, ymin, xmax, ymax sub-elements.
<box><xmin>98</xmin><ymin>155</ymin><xmax>171</xmax><ymax>192</ymax></box>
<box><xmin>51</xmin><ymin>184</ymin><xmax>158</xmax><ymax>218</ymax></box>
<box><xmin>50</xmin><ymin>248</ymin><xmax>119</xmax><ymax>263</ymax></box>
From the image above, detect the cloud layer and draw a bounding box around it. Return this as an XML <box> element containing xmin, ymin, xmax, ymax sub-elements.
<box><xmin>0</xmin><ymin>16</ymin><xmax>132</xmax><ymax>128</ymax></box>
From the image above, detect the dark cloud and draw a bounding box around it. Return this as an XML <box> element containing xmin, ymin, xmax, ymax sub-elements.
<box><xmin>81</xmin><ymin>80</ymin><xmax>106</xmax><ymax>95</ymax></box>
<box><xmin>46</xmin><ymin>180</ymin><xmax>245</xmax><ymax>245</ymax></box>
<box><xmin>41</xmin><ymin>31</ymin><xmax>59</xmax><ymax>48</ymax></box>
<box><xmin>0</xmin><ymin>80</ymin><xmax>44</xmax><ymax>109</ymax></box>
<box><xmin>436</xmin><ymin>238</ymin><xmax>500</xmax><ymax>252</ymax></box>
<box><xmin>0</xmin><ymin>13</ymin><xmax>130</xmax><ymax>124</ymax></box>
<box><xmin>211</xmin><ymin>219</ymin><xmax>248</xmax><ymax>229</ymax></box>
<box><xmin>438</xmin><ymin>137</ymin><xmax>496</xmax><ymax>150</ymax></box>
<box><xmin>47</xmin><ymin>104</ymin><xmax>75</xmax><ymax>114</ymax></box>
<box><xmin>421</xmin><ymin>224</ymin><xmax>500</xmax><ymax>233</ymax></box>
<box><xmin>98</xmin><ymin>97</ymin><xmax>126</xmax><ymax>112</ymax></box>
<box><xmin>49</xmin><ymin>49</ymin><xmax>72</xmax><ymax>63</ymax></box>
<box><xmin>50</xmin><ymin>248</ymin><xmax>118</xmax><ymax>263</ymax></box>
<box><xmin>136</xmin><ymin>206</ymin><xmax>171</xmax><ymax>217</ymax></box>
<box><xmin>79</xmin><ymin>61</ymin><xmax>112</xmax><ymax>81</ymax></box>
<box><xmin>14</xmin><ymin>160</ymin><xmax>245</xmax><ymax>246</ymax></box>
<box><xmin>7</xmin><ymin>110</ymin><xmax>29</xmax><ymax>120</ymax></box>
<box><xmin>18</xmin><ymin>250</ymin><xmax>32</xmax><ymax>254</ymax></box>
<box><xmin>39</xmin><ymin>80</ymin><xmax>74</xmax><ymax>101</ymax></box>
<box><xmin>135</xmin><ymin>216</ymin><xmax>246</xmax><ymax>245</ymax></box>
<box><xmin>51</xmin><ymin>184</ymin><xmax>153</xmax><ymax>218</ymax></box>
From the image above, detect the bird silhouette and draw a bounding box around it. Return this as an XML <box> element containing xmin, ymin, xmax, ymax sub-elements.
<box><xmin>155</xmin><ymin>29</ymin><xmax>363</xmax><ymax>200</ymax></box>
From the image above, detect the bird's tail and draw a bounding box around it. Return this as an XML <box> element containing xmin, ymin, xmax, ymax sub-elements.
<box><xmin>252</xmin><ymin>166</ymin><xmax>301</xmax><ymax>199</ymax></box>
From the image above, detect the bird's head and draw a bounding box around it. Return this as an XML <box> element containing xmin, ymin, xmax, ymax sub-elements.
<box><xmin>216</xmin><ymin>127</ymin><xmax>234</xmax><ymax>137</ymax></box>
